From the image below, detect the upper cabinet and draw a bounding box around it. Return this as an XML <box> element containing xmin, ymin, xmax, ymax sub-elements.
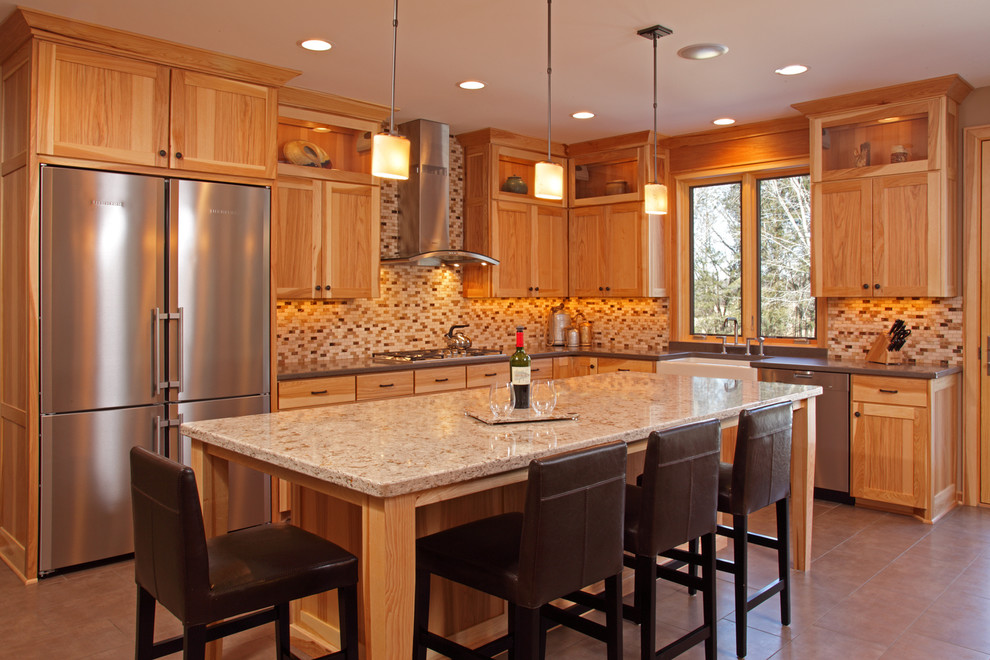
<box><xmin>272</xmin><ymin>88</ymin><xmax>389</xmax><ymax>300</ymax></box>
<box><xmin>35</xmin><ymin>42</ymin><xmax>282</xmax><ymax>178</ymax></box>
<box><xmin>793</xmin><ymin>75</ymin><xmax>972</xmax><ymax>297</ymax></box>
<box><xmin>459</xmin><ymin>129</ymin><xmax>569</xmax><ymax>298</ymax></box>
<box><xmin>566</xmin><ymin>133</ymin><xmax>668</xmax><ymax>298</ymax></box>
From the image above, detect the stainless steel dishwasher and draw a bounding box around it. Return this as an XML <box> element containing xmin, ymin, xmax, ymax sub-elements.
<box><xmin>758</xmin><ymin>368</ymin><xmax>852</xmax><ymax>502</ymax></box>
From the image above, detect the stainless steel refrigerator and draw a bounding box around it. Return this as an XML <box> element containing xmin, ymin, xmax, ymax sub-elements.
<box><xmin>39</xmin><ymin>166</ymin><xmax>272</xmax><ymax>574</ymax></box>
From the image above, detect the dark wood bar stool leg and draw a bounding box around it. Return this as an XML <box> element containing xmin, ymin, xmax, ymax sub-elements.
<box><xmin>135</xmin><ymin>586</ymin><xmax>156</xmax><ymax>660</ymax></box>
<box><xmin>731</xmin><ymin>513</ymin><xmax>749</xmax><ymax>659</ymax></box>
<box><xmin>777</xmin><ymin>498</ymin><xmax>791</xmax><ymax>627</ymax></box>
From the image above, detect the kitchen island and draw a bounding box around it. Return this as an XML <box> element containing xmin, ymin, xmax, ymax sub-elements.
<box><xmin>183</xmin><ymin>372</ymin><xmax>820</xmax><ymax>659</ymax></box>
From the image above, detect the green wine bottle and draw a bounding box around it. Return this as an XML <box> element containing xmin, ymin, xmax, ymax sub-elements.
<box><xmin>510</xmin><ymin>326</ymin><xmax>531</xmax><ymax>409</ymax></box>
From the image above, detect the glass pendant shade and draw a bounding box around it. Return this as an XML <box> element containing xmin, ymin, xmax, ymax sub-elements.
<box><xmin>371</xmin><ymin>132</ymin><xmax>410</xmax><ymax>180</ymax></box>
<box><xmin>534</xmin><ymin>161</ymin><xmax>564</xmax><ymax>200</ymax></box>
<box><xmin>644</xmin><ymin>182</ymin><xmax>668</xmax><ymax>215</ymax></box>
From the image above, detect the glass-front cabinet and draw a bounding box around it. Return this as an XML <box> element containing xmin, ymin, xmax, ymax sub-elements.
<box><xmin>811</xmin><ymin>99</ymin><xmax>938</xmax><ymax>182</ymax></box>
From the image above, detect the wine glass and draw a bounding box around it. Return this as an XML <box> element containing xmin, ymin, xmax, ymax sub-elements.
<box><xmin>531</xmin><ymin>380</ymin><xmax>557</xmax><ymax>416</ymax></box>
<box><xmin>489</xmin><ymin>382</ymin><xmax>516</xmax><ymax>419</ymax></box>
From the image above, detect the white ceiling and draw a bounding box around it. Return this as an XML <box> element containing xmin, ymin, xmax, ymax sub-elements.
<box><xmin>4</xmin><ymin>0</ymin><xmax>990</xmax><ymax>142</ymax></box>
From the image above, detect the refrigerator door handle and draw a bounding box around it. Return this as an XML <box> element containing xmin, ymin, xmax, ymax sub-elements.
<box><xmin>154</xmin><ymin>415</ymin><xmax>164</xmax><ymax>454</ymax></box>
<box><xmin>153</xmin><ymin>308</ymin><xmax>165</xmax><ymax>395</ymax></box>
<box><xmin>175</xmin><ymin>307</ymin><xmax>184</xmax><ymax>393</ymax></box>
<box><xmin>155</xmin><ymin>414</ymin><xmax>182</xmax><ymax>458</ymax></box>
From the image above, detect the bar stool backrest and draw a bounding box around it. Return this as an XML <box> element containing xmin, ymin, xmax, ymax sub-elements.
<box><xmin>636</xmin><ymin>419</ymin><xmax>721</xmax><ymax>557</ymax></box>
<box><xmin>729</xmin><ymin>401</ymin><xmax>793</xmax><ymax>516</ymax></box>
<box><xmin>517</xmin><ymin>442</ymin><xmax>627</xmax><ymax>609</ymax></box>
<box><xmin>130</xmin><ymin>447</ymin><xmax>211</xmax><ymax>623</ymax></box>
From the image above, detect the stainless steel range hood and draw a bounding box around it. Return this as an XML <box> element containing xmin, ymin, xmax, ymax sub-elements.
<box><xmin>382</xmin><ymin>119</ymin><xmax>498</xmax><ymax>267</ymax></box>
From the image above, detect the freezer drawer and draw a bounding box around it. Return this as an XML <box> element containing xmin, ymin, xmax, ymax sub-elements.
<box><xmin>40</xmin><ymin>405</ymin><xmax>164</xmax><ymax>573</ymax></box>
<box><xmin>758</xmin><ymin>368</ymin><xmax>851</xmax><ymax>494</ymax></box>
<box><xmin>172</xmin><ymin>395</ymin><xmax>271</xmax><ymax>530</ymax></box>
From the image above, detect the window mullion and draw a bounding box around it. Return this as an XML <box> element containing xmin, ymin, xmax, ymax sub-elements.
<box><xmin>740</xmin><ymin>173</ymin><xmax>759</xmax><ymax>342</ymax></box>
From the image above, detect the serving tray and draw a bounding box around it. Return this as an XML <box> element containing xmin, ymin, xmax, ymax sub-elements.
<box><xmin>464</xmin><ymin>409</ymin><xmax>579</xmax><ymax>425</ymax></box>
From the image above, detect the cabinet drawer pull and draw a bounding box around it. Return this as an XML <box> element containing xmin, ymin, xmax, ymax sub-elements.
<box><xmin>379</xmin><ymin>383</ymin><xmax>395</xmax><ymax>388</ymax></box>
<box><xmin>532</xmin><ymin>368</ymin><xmax>541</xmax><ymax>373</ymax></box>
<box><xmin>879</xmin><ymin>388</ymin><xmax>899</xmax><ymax>394</ymax></box>
<box><xmin>794</xmin><ymin>371</ymin><xmax>814</xmax><ymax>378</ymax></box>
<box><xmin>484</xmin><ymin>372</ymin><xmax>497</xmax><ymax>377</ymax></box>
<box><xmin>618</xmin><ymin>368</ymin><xmax>630</xmax><ymax>372</ymax></box>
<box><xmin>435</xmin><ymin>378</ymin><xmax>449</xmax><ymax>383</ymax></box>
<box><xmin>310</xmin><ymin>389</ymin><xmax>328</xmax><ymax>395</ymax></box>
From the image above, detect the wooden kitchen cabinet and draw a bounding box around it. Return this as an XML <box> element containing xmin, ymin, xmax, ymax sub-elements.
<box><xmin>794</xmin><ymin>76</ymin><xmax>972</xmax><ymax>298</ymax></box>
<box><xmin>415</xmin><ymin>366</ymin><xmax>467</xmax><ymax>394</ymax></box>
<box><xmin>459</xmin><ymin>129</ymin><xmax>569</xmax><ymax>298</ymax></box>
<box><xmin>278</xmin><ymin>376</ymin><xmax>356</xmax><ymax>409</ymax></box>
<box><xmin>356</xmin><ymin>370</ymin><xmax>414</xmax><ymax>400</ymax></box>
<box><xmin>553</xmin><ymin>356</ymin><xmax>597</xmax><ymax>379</ymax></box>
<box><xmin>275</xmin><ymin>176</ymin><xmax>380</xmax><ymax>299</ymax></box>
<box><xmin>466</xmin><ymin>362</ymin><xmax>510</xmax><ymax>389</ymax></box>
<box><xmin>569</xmin><ymin>201</ymin><xmax>665</xmax><ymax>297</ymax></box>
<box><xmin>597</xmin><ymin>358</ymin><xmax>656</xmax><ymax>374</ymax></box>
<box><xmin>36</xmin><ymin>42</ymin><xmax>279</xmax><ymax>178</ymax></box>
<box><xmin>850</xmin><ymin>373</ymin><xmax>960</xmax><ymax>522</ymax></box>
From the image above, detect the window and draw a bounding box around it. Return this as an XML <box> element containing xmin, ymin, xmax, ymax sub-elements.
<box><xmin>685</xmin><ymin>169</ymin><xmax>816</xmax><ymax>342</ymax></box>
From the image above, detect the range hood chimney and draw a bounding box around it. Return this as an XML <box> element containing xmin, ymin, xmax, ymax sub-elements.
<box><xmin>382</xmin><ymin>119</ymin><xmax>498</xmax><ymax>267</ymax></box>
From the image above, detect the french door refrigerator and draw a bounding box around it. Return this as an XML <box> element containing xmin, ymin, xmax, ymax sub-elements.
<box><xmin>39</xmin><ymin>166</ymin><xmax>272</xmax><ymax>574</ymax></box>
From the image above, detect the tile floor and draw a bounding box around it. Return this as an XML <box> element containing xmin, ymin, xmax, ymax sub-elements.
<box><xmin>3</xmin><ymin>501</ymin><xmax>989</xmax><ymax>659</ymax></box>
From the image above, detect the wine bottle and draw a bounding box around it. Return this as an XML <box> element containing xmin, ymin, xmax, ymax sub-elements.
<box><xmin>509</xmin><ymin>326</ymin><xmax>531</xmax><ymax>409</ymax></box>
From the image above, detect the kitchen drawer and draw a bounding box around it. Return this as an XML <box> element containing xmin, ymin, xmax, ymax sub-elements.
<box><xmin>529</xmin><ymin>358</ymin><xmax>554</xmax><ymax>379</ymax></box>
<box><xmin>356</xmin><ymin>370</ymin><xmax>414</xmax><ymax>400</ymax></box>
<box><xmin>597</xmin><ymin>358</ymin><xmax>656</xmax><ymax>374</ymax></box>
<box><xmin>851</xmin><ymin>375</ymin><xmax>927</xmax><ymax>407</ymax></box>
<box><xmin>466</xmin><ymin>362</ymin><xmax>510</xmax><ymax>389</ymax></box>
<box><xmin>415</xmin><ymin>366</ymin><xmax>467</xmax><ymax>394</ymax></box>
<box><xmin>278</xmin><ymin>376</ymin><xmax>355</xmax><ymax>409</ymax></box>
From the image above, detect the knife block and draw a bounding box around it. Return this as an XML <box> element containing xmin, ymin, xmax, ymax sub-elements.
<box><xmin>866</xmin><ymin>333</ymin><xmax>901</xmax><ymax>365</ymax></box>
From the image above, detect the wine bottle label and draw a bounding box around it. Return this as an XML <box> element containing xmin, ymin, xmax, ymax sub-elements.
<box><xmin>510</xmin><ymin>366</ymin><xmax>531</xmax><ymax>386</ymax></box>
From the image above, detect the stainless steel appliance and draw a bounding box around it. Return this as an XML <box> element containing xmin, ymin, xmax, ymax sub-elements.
<box><xmin>759</xmin><ymin>368</ymin><xmax>851</xmax><ymax>501</ymax></box>
<box><xmin>372</xmin><ymin>348</ymin><xmax>502</xmax><ymax>363</ymax></box>
<box><xmin>548</xmin><ymin>304</ymin><xmax>571</xmax><ymax>346</ymax></box>
<box><xmin>39</xmin><ymin>166</ymin><xmax>272</xmax><ymax>573</ymax></box>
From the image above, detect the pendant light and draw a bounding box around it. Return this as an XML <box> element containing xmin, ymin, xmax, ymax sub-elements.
<box><xmin>371</xmin><ymin>0</ymin><xmax>410</xmax><ymax>180</ymax></box>
<box><xmin>639</xmin><ymin>25</ymin><xmax>672</xmax><ymax>215</ymax></box>
<box><xmin>534</xmin><ymin>0</ymin><xmax>563</xmax><ymax>200</ymax></box>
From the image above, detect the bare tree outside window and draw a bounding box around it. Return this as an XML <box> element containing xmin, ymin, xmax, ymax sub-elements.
<box><xmin>691</xmin><ymin>182</ymin><xmax>741</xmax><ymax>335</ymax></box>
<box><xmin>759</xmin><ymin>175</ymin><xmax>814</xmax><ymax>338</ymax></box>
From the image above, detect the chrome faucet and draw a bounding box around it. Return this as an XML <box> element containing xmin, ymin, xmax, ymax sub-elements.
<box><xmin>746</xmin><ymin>336</ymin><xmax>766</xmax><ymax>356</ymax></box>
<box><xmin>722</xmin><ymin>317</ymin><xmax>739</xmax><ymax>347</ymax></box>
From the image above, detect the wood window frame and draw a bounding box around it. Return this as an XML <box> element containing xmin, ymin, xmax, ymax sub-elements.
<box><xmin>672</xmin><ymin>160</ymin><xmax>827</xmax><ymax>347</ymax></box>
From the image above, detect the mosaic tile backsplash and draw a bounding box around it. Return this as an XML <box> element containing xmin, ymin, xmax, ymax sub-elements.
<box><xmin>276</xmin><ymin>140</ymin><xmax>963</xmax><ymax>369</ymax></box>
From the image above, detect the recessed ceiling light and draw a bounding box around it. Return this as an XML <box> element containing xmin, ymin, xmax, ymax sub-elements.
<box><xmin>458</xmin><ymin>80</ymin><xmax>485</xmax><ymax>90</ymax></box>
<box><xmin>677</xmin><ymin>43</ymin><xmax>729</xmax><ymax>60</ymax></box>
<box><xmin>713</xmin><ymin>117</ymin><xmax>736</xmax><ymax>126</ymax></box>
<box><xmin>299</xmin><ymin>39</ymin><xmax>332</xmax><ymax>52</ymax></box>
<box><xmin>571</xmin><ymin>111</ymin><xmax>595</xmax><ymax>119</ymax></box>
<box><xmin>774</xmin><ymin>64</ymin><xmax>808</xmax><ymax>76</ymax></box>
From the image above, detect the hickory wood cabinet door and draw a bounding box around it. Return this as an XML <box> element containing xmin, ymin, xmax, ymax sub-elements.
<box><xmin>814</xmin><ymin>173</ymin><xmax>938</xmax><ymax>297</ymax></box>
<box><xmin>568</xmin><ymin>202</ymin><xmax>644</xmax><ymax>297</ymax></box>
<box><xmin>492</xmin><ymin>201</ymin><xmax>567</xmax><ymax>297</ymax></box>
<box><xmin>36</xmin><ymin>43</ymin><xmax>170</xmax><ymax>167</ymax></box>
<box><xmin>35</xmin><ymin>42</ymin><xmax>277</xmax><ymax>177</ymax></box>
<box><xmin>274</xmin><ymin>177</ymin><xmax>380</xmax><ymax>299</ymax></box>
<box><xmin>169</xmin><ymin>70</ymin><xmax>277</xmax><ymax>178</ymax></box>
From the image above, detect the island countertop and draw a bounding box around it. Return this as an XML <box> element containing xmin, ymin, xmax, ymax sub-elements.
<box><xmin>182</xmin><ymin>372</ymin><xmax>821</xmax><ymax>498</ymax></box>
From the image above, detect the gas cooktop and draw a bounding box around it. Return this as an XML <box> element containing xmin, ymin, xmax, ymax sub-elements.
<box><xmin>372</xmin><ymin>348</ymin><xmax>503</xmax><ymax>363</ymax></box>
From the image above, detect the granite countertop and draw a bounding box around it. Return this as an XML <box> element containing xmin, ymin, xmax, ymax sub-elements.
<box><xmin>278</xmin><ymin>344</ymin><xmax>958</xmax><ymax>381</ymax></box>
<box><xmin>278</xmin><ymin>344</ymin><xmax>668</xmax><ymax>380</ymax></box>
<box><xmin>184</xmin><ymin>372</ymin><xmax>821</xmax><ymax>498</ymax></box>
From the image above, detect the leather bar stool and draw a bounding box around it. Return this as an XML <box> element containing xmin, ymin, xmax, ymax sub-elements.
<box><xmin>129</xmin><ymin>447</ymin><xmax>359</xmax><ymax>660</ymax></box>
<box><xmin>412</xmin><ymin>442</ymin><xmax>628</xmax><ymax>660</ymax></box>
<box><xmin>545</xmin><ymin>419</ymin><xmax>721</xmax><ymax>660</ymax></box>
<box><xmin>716</xmin><ymin>401</ymin><xmax>793</xmax><ymax>658</ymax></box>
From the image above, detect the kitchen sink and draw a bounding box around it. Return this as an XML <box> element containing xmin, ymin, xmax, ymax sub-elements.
<box><xmin>656</xmin><ymin>355</ymin><xmax>761</xmax><ymax>381</ymax></box>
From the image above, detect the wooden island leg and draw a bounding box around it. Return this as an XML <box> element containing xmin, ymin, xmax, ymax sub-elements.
<box><xmin>790</xmin><ymin>397</ymin><xmax>817</xmax><ymax>571</ymax></box>
<box><xmin>362</xmin><ymin>493</ymin><xmax>417</xmax><ymax>660</ymax></box>
<box><xmin>189</xmin><ymin>439</ymin><xmax>229</xmax><ymax>660</ymax></box>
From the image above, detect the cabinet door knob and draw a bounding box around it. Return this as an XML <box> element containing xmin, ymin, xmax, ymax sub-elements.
<box><xmin>159</xmin><ymin>149</ymin><xmax>167</xmax><ymax>157</ymax></box>
<box><xmin>599</xmin><ymin>286</ymin><xmax>604</xmax><ymax>292</ymax></box>
<box><xmin>528</xmin><ymin>287</ymin><xmax>534</xmax><ymax>291</ymax></box>
<box><xmin>874</xmin><ymin>283</ymin><xmax>881</xmax><ymax>290</ymax></box>
<box><xmin>315</xmin><ymin>285</ymin><xmax>322</xmax><ymax>291</ymax></box>
<box><xmin>862</xmin><ymin>283</ymin><xmax>869</xmax><ymax>289</ymax></box>
<box><xmin>605</xmin><ymin>286</ymin><xmax>611</xmax><ymax>292</ymax></box>
<box><xmin>534</xmin><ymin>287</ymin><xmax>539</xmax><ymax>292</ymax></box>
<box><xmin>854</xmin><ymin>411</ymin><xmax>861</xmax><ymax>417</ymax></box>
<box><xmin>175</xmin><ymin>152</ymin><xmax>183</xmax><ymax>159</ymax></box>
